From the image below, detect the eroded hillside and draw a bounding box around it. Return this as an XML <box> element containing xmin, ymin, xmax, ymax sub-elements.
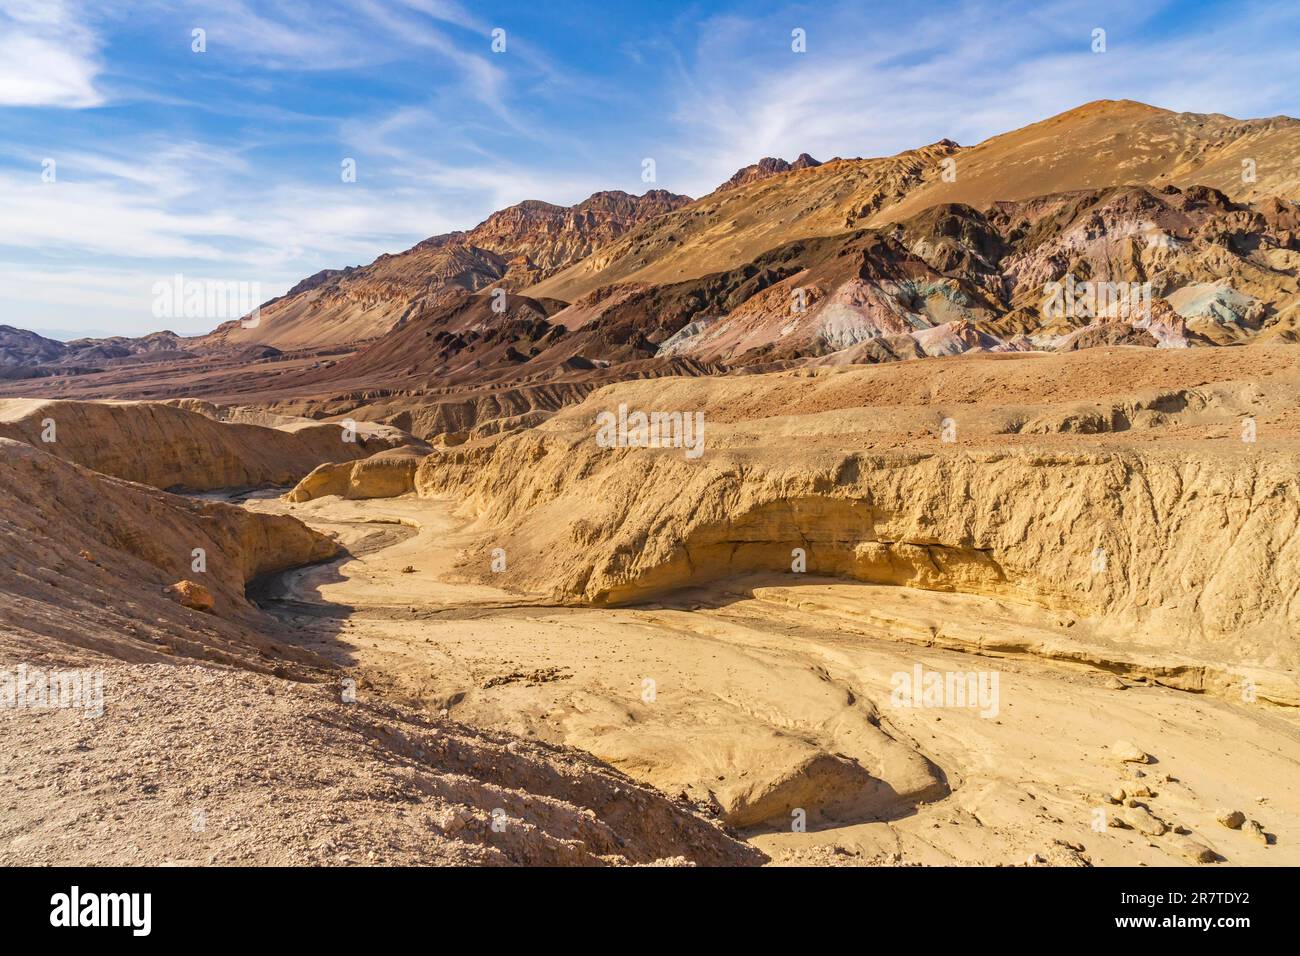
<box><xmin>412</xmin><ymin>347</ymin><xmax>1300</xmax><ymax>706</ymax></box>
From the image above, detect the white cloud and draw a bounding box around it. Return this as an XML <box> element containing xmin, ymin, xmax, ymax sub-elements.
<box><xmin>0</xmin><ymin>0</ymin><xmax>105</xmax><ymax>107</ymax></box>
<box><xmin>0</xmin><ymin>163</ymin><xmax>461</xmax><ymax>267</ymax></box>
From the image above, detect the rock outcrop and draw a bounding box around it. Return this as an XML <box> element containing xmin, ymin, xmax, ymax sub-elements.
<box><xmin>287</xmin><ymin>445</ymin><xmax>429</xmax><ymax>502</ymax></box>
<box><xmin>715</xmin><ymin>154</ymin><xmax>822</xmax><ymax>193</ymax></box>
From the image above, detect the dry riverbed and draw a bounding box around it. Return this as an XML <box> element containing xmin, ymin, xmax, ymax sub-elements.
<box><xmin>244</xmin><ymin>492</ymin><xmax>1300</xmax><ymax>867</ymax></box>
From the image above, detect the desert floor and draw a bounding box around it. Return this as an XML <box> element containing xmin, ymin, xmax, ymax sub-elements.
<box><xmin>238</xmin><ymin>491</ymin><xmax>1300</xmax><ymax>867</ymax></box>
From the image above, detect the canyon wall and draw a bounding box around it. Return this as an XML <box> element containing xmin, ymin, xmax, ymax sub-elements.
<box><xmin>412</xmin><ymin>366</ymin><xmax>1300</xmax><ymax>702</ymax></box>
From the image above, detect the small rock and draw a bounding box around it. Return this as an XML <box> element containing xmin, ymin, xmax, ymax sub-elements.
<box><xmin>164</xmin><ymin>580</ymin><xmax>215</xmax><ymax>613</ymax></box>
<box><xmin>1245</xmin><ymin>820</ymin><xmax>1269</xmax><ymax>845</ymax></box>
<box><xmin>400</xmin><ymin>566</ymin><xmax>416</xmax><ymax>574</ymax></box>
<box><xmin>1111</xmin><ymin>740</ymin><xmax>1150</xmax><ymax>763</ymax></box>
<box><xmin>1215</xmin><ymin>808</ymin><xmax>1245</xmax><ymax>830</ymax></box>
<box><xmin>1167</xmin><ymin>834</ymin><xmax>1217</xmax><ymax>864</ymax></box>
<box><xmin>1121</xmin><ymin>805</ymin><xmax>1168</xmax><ymax>836</ymax></box>
<box><xmin>1110</xmin><ymin>787</ymin><xmax>1127</xmax><ymax>803</ymax></box>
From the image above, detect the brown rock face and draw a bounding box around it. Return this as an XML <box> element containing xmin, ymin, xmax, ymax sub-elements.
<box><xmin>715</xmin><ymin>153</ymin><xmax>822</xmax><ymax>193</ymax></box>
<box><xmin>469</xmin><ymin>190</ymin><xmax>692</xmax><ymax>276</ymax></box>
<box><xmin>207</xmin><ymin>189</ymin><xmax>690</xmax><ymax>350</ymax></box>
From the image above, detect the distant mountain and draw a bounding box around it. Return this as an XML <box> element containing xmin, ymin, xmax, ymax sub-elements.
<box><xmin>0</xmin><ymin>325</ymin><xmax>193</xmax><ymax>376</ymax></box>
<box><xmin>7</xmin><ymin>99</ymin><xmax>1300</xmax><ymax>418</ymax></box>
<box><xmin>0</xmin><ymin>326</ymin><xmax>66</xmax><ymax>369</ymax></box>
<box><xmin>648</xmin><ymin>183</ymin><xmax>1300</xmax><ymax>364</ymax></box>
<box><xmin>24</xmin><ymin>327</ymin><xmax>124</xmax><ymax>342</ymax></box>
<box><xmin>529</xmin><ymin>100</ymin><xmax>1300</xmax><ymax>303</ymax></box>
<box><xmin>205</xmin><ymin>189</ymin><xmax>692</xmax><ymax>350</ymax></box>
<box><xmin>257</xmin><ymin>177</ymin><xmax>1299</xmax><ymax>425</ymax></box>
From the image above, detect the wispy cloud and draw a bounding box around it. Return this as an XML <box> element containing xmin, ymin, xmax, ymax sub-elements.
<box><xmin>654</xmin><ymin>0</ymin><xmax>1300</xmax><ymax>196</ymax></box>
<box><xmin>0</xmin><ymin>0</ymin><xmax>105</xmax><ymax>107</ymax></box>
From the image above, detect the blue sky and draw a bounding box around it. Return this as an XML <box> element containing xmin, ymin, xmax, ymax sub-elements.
<box><xmin>1</xmin><ymin>0</ymin><xmax>1297</xmax><ymax>337</ymax></box>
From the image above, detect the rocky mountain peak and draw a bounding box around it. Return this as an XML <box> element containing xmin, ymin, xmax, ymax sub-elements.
<box><xmin>716</xmin><ymin>153</ymin><xmax>823</xmax><ymax>193</ymax></box>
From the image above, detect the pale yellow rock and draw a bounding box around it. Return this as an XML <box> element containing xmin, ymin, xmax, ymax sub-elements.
<box><xmin>1120</xmin><ymin>805</ymin><xmax>1169</xmax><ymax>836</ymax></box>
<box><xmin>1166</xmin><ymin>834</ymin><xmax>1218</xmax><ymax>864</ymax></box>
<box><xmin>287</xmin><ymin>445</ymin><xmax>428</xmax><ymax>502</ymax></box>
<box><xmin>0</xmin><ymin>399</ymin><xmax>402</xmax><ymax>491</ymax></box>
<box><xmin>410</xmin><ymin>367</ymin><xmax>1300</xmax><ymax>706</ymax></box>
<box><xmin>1111</xmin><ymin>740</ymin><xmax>1151</xmax><ymax>764</ymax></box>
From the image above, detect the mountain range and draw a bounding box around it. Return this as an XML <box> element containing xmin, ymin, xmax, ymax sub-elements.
<box><xmin>5</xmin><ymin>98</ymin><xmax>1300</xmax><ymax>444</ymax></box>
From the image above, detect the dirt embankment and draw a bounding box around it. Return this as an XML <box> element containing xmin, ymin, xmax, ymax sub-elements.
<box><xmin>0</xmin><ymin>663</ymin><xmax>761</xmax><ymax>866</ymax></box>
<box><xmin>0</xmin><ymin>399</ymin><xmax>400</xmax><ymax>491</ymax></box>
<box><xmin>0</xmin><ymin>436</ymin><xmax>340</xmax><ymax>676</ymax></box>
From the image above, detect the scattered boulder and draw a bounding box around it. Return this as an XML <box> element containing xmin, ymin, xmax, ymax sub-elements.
<box><xmin>1245</xmin><ymin>820</ymin><xmax>1270</xmax><ymax>845</ymax></box>
<box><xmin>287</xmin><ymin>445</ymin><xmax>428</xmax><ymax>503</ymax></box>
<box><xmin>1120</xmin><ymin>804</ymin><xmax>1169</xmax><ymax>836</ymax></box>
<box><xmin>1167</xmin><ymin>834</ymin><xmax>1218</xmax><ymax>864</ymax></box>
<box><xmin>1027</xmin><ymin>840</ymin><xmax>1090</xmax><ymax>866</ymax></box>
<box><xmin>164</xmin><ymin>580</ymin><xmax>215</xmax><ymax>613</ymax></box>
<box><xmin>1216</xmin><ymin>808</ymin><xmax>1246</xmax><ymax>829</ymax></box>
<box><xmin>1111</xmin><ymin>740</ymin><xmax>1150</xmax><ymax>763</ymax></box>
